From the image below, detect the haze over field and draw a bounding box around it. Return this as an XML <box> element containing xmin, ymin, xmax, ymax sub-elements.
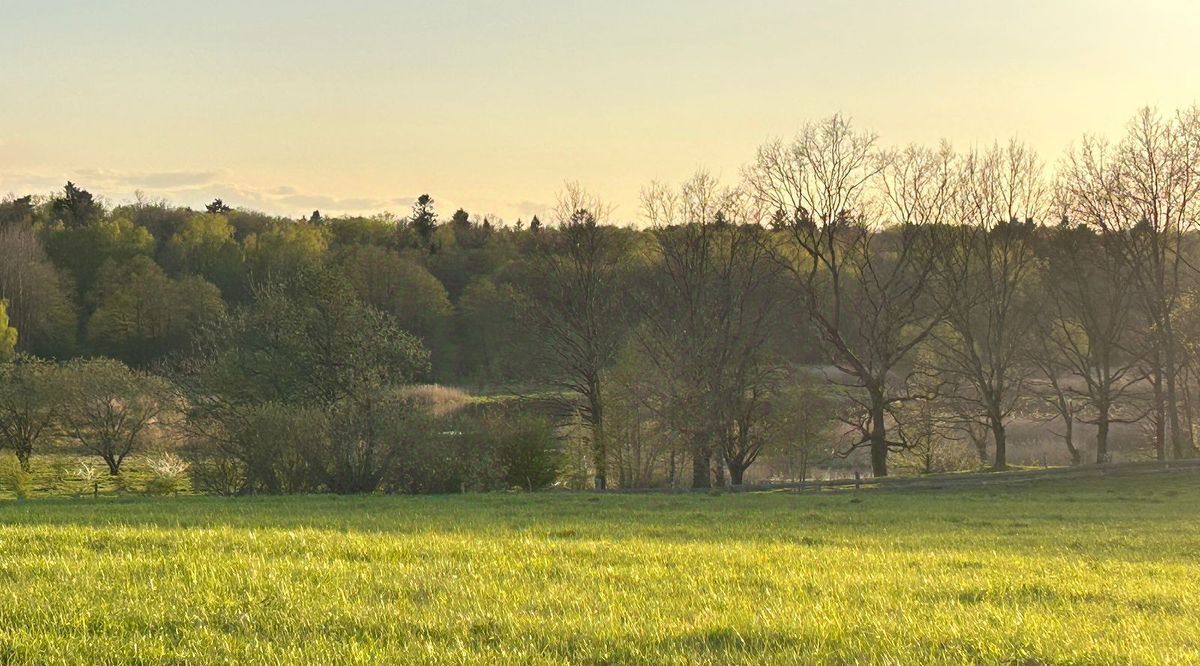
<box><xmin>3</xmin><ymin>0</ymin><xmax>1199</xmax><ymax>220</ymax></box>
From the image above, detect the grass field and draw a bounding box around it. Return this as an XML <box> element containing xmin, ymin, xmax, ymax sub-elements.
<box><xmin>0</xmin><ymin>475</ymin><xmax>1197</xmax><ymax>664</ymax></box>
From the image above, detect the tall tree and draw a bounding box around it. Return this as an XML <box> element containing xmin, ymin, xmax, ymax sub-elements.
<box><xmin>44</xmin><ymin>216</ymin><xmax>156</xmax><ymax>294</ymax></box>
<box><xmin>928</xmin><ymin>142</ymin><xmax>1046</xmax><ymax>471</ymax></box>
<box><xmin>743</xmin><ymin>118</ymin><xmax>952</xmax><ymax>477</ymax></box>
<box><xmin>338</xmin><ymin>245</ymin><xmax>452</xmax><ymax>345</ymax></box>
<box><xmin>408</xmin><ymin>194</ymin><xmax>438</xmax><ymax>245</ymax></box>
<box><xmin>1034</xmin><ymin>223</ymin><xmax>1145</xmax><ymax>463</ymax></box>
<box><xmin>524</xmin><ymin>184</ymin><xmax>630</xmax><ymax>489</ymax></box>
<box><xmin>639</xmin><ymin>172</ymin><xmax>781</xmax><ymax>487</ymax></box>
<box><xmin>51</xmin><ymin>182</ymin><xmax>103</xmax><ymax>228</ymax></box>
<box><xmin>0</xmin><ymin>224</ymin><xmax>76</xmax><ymax>357</ymax></box>
<box><xmin>161</xmin><ymin>213</ymin><xmax>247</xmax><ymax>300</ymax></box>
<box><xmin>1059</xmin><ymin>107</ymin><xmax>1200</xmax><ymax>459</ymax></box>
<box><xmin>86</xmin><ymin>256</ymin><xmax>226</xmax><ymax>366</ymax></box>
<box><xmin>243</xmin><ymin>221</ymin><xmax>329</xmax><ymax>286</ymax></box>
<box><xmin>338</xmin><ymin>245</ymin><xmax>454</xmax><ymax>376</ymax></box>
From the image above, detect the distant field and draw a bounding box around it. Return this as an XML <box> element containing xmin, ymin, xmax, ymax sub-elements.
<box><xmin>0</xmin><ymin>476</ymin><xmax>1197</xmax><ymax>664</ymax></box>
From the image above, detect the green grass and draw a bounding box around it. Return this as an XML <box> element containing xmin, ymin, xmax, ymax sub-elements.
<box><xmin>0</xmin><ymin>453</ymin><xmax>193</xmax><ymax>501</ymax></box>
<box><xmin>0</xmin><ymin>476</ymin><xmax>1196</xmax><ymax>664</ymax></box>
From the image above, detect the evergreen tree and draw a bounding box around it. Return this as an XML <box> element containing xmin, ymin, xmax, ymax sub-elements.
<box><xmin>408</xmin><ymin>194</ymin><xmax>438</xmax><ymax>242</ymax></box>
<box><xmin>51</xmin><ymin>182</ymin><xmax>102</xmax><ymax>228</ymax></box>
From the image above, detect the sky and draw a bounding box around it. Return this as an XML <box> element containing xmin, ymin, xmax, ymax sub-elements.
<box><xmin>2</xmin><ymin>0</ymin><xmax>1199</xmax><ymax>223</ymax></box>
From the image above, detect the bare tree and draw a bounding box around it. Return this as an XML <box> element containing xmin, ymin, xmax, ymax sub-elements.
<box><xmin>605</xmin><ymin>343</ymin><xmax>678</xmax><ymax>488</ymax></box>
<box><xmin>638</xmin><ymin>172</ymin><xmax>781</xmax><ymax>488</ymax></box>
<box><xmin>525</xmin><ymin>184</ymin><xmax>631</xmax><ymax>489</ymax></box>
<box><xmin>761</xmin><ymin>379</ymin><xmax>836</xmax><ymax>484</ymax></box>
<box><xmin>744</xmin><ymin>118</ymin><xmax>953</xmax><ymax>477</ymax></box>
<box><xmin>60</xmin><ymin>358</ymin><xmax>175</xmax><ymax>476</ymax></box>
<box><xmin>1058</xmin><ymin>108</ymin><xmax>1200</xmax><ymax>459</ymax></box>
<box><xmin>1029</xmin><ymin>326</ymin><xmax>1087</xmax><ymax>466</ymax></box>
<box><xmin>891</xmin><ymin>393</ymin><xmax>975</xmax><ymax>475</ymax></box>
<box><xmin>1034</xmin><ymin>222</ymin><xmax>1146</xmax><ymax>463</ymax></box>
<box><xmin>0</xmin><ymin>356</ymin><xmax>65</xmax><ymax>470</ymax></box>
<box><xmin>928</xmin><ymin>141</ymin><xmax>1047</xmax><ymax>470</ymax></box>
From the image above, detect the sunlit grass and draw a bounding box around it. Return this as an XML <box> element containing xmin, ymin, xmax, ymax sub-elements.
<box><xmin>0</xmin><ymin>476</ymin><xmax>1196</xmax><ymax>663</ymax></box>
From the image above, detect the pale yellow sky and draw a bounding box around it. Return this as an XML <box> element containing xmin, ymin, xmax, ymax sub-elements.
<box><xmin>2</xmin><ymin>0</ymin><xmax>1199</xmax><ymax>222</ymax></box>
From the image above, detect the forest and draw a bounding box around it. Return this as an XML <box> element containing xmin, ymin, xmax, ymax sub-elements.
<box><xmin>2</xmin><ymin>107</ymin><xmax>1199</xmax><ymax>494</ymax></box>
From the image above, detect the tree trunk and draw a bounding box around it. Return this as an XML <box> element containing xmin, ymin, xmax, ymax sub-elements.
<box><xmin>1062</xmin><ymin>409</ymin><xmax>1080</xmax><ymax>466</ymax></box>
<box><xmin>1153</xmin><ymin>360</ymin><xmax>1167</xmax><ymax>461</ymax></box>
<box><xmin>589</xmin><ymin>394</ymin><xmax>607</xmax><ymax>490</ymax></box>
<box><xmin>1095</xmin><ymin>406</ymin><xmax>1110</xmax><ymax>464</ymax></box>
<box><xmin>1164</xmin><ymin>336</ymin><xmax>1187</xmax><ymax>459</ymax></box>
<box><xmin>15</xmin><ymin>447</ymin><xmax>31</xmax><ymax>472</ymax></box>
<box><xmin>691</xmin><ymin>434</ymin><xmax>711</xmax><ymax>489</ymax></box>
<box><xmin>991</xmin><ymin>418</ymin><xmax>1007</xmax><ymax>471</ymax></box>
<box><xmin>868</xmin><ymin>397</ymin><xmax>888</xmax><ymax>478</ymax></box>
<box><xmin>972</xmin><ymin>434</ymin><xmax>988</xmax><ymax>465</ymax></box>
<box><xmin>630</xmin><ymin>410</ymin><xmax>643</xmax><ymax>487</ymax></box>
<box><xmin>728</xmin><ymin>463</ymin><xmax>746</xmax><ymax>486</ymax></box>
<box><xmin>1183</xmin><ymin>377</ymin><xmax>1197</xmax><ymax>456</ymax></box>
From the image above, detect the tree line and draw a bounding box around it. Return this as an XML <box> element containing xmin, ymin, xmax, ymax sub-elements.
<box><xmin>2</xmin><ymin>107</ymin><xmax>1199</xmax><ymax>493</ymax></box>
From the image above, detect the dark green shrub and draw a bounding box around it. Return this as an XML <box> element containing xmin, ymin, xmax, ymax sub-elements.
<box><xmin>494</xmin><ymin>414</ymin><xmax>561</xmax><ymax>491</ymax></box>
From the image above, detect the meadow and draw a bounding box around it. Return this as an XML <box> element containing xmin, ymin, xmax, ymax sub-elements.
<box><xmin>0</xmin><ymin>474</ymin><xmax>1196</xmax><ymax>664</ymax></box>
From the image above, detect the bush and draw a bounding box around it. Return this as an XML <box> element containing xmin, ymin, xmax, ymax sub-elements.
<box><xmin>385</xmin><ymin>411</ymin><xmax>493</xmax><ymax>494</ymax></box>
<box><xmin>184</xmin><ymin>396</ymin><xmax>562</xmax><ymax>496</ymax></box>
<box><xmin>144</xmin><ymin>453</ymin><xmax>190</xmax><ymax>495</ymax></box>
<box><xmin>385</xmin><ymin>409</ymin><xmax>561</xmax><ymax>494</ymax></box>
<box><xmin>0</xmin><ymin>453</ymin><xmax>32</xmax><ymax>499</ymax></box>
<box><xmin>493</xmin><ymin>414</ymin><xmax>562</xmax><ymax>491</ymax></box>
<box><xmin>186</xmin><ymin>450</ymin><xmax>244</xmax><ymax>497</ymax></box>
<box><xmin>72</xmin><ymin>460</ymin><xmax>104</xmax><ymax>497</ymax></box>
<box><xmin>188</xmin><ymin>402</ymin><xmax>327</xmax><ymax>495</ymax></box>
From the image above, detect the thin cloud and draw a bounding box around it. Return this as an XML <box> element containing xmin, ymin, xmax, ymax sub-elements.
<box><xmin>277</xmin><ymin>193</ymin><xmax>393</xmax><ymax>211</ymax></box>
<box><xmin>0</xmin><ymin>170</ymin><xmax>418</xmax><ymax>218</ymax></box>
<box><xmin>507</xmin><ymin>199</ymin><xmax>551</xmax><ymax>219</ymax></box>
<box><xmin>0</xmin><ymin>172</ymin><xmax>66</xmax><ymax>195</ymax></box>
<box><xmin>73</xmin><ymin>168</ymin><xmax>221</xmax><ymax>190</ymax></box>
